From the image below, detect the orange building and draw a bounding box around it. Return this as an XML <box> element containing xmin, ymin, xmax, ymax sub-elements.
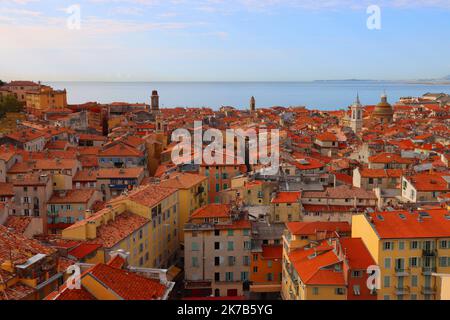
<box><xmin>26</xmin><ymin>85</ymin><xmax>68</xmax><ymax>116</ymax></box>
<box><xmin>250</xmin><ymin>245</ymin><xmax>283</xmax><ymax>296</ymax></box>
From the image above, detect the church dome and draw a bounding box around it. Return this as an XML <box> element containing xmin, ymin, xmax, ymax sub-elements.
<box><xmin>373</xmin><ymin>94</ymin><xmax>393</xmax><ymax>117</ymax></box>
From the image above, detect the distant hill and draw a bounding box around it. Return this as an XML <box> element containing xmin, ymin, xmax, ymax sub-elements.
<box><xmin>443</xmin><ymin>75</ymin><xmax>450</xmax><ymax>80</ymax></box>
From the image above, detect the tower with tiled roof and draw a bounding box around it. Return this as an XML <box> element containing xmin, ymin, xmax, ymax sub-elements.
<box><xmin>151</xmin><ymin>90</ymin><xmax>159</xmax><ymax>112</ymax></box>
<box><xmin>250</xmin><ymin>96</ymin><xmax>256</xmax><ymax>113</ymax></box>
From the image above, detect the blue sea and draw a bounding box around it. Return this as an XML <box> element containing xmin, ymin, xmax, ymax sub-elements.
<box><xmin>47</xmin><ymin>81</ymin><xmax>450</xmax><ymax>110</ymax></box>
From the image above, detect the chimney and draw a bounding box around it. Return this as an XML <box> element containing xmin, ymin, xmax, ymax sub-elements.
<box><xmin>84</xmin><ymin>209</ymin><xmax>92</xmax><ymax>219</ymax></box>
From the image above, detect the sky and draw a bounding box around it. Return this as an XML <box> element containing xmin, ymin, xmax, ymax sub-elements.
<box><xmin>0</xmin><ymin>0</ymin><xmax>450</xmax><ymax>81</ymax></box>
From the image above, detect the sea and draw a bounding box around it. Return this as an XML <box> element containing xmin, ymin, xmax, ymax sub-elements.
<box><xmin>47</xmin><ymin>81</ymin><xmax>450</xmax><ymax>111</ymax></box>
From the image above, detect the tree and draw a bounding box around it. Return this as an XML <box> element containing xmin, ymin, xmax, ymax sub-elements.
<box><xmin>0</xmin><ymin>80</ymin><xmax>4</xmax><ymax>86</ymax></box>
<box><xmin>0</xmin><ymin>94</ymin><xmax>23</xmax><ymax>118</ymax></box>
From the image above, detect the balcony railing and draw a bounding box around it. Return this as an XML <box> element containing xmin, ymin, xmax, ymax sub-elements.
<box><xmin>395</xmin><ymin>268</ymin><xmax>410</xmax><ymax>276</ymax></box>
<box><xmin>422</xmin><ymin>249</ymin><xmax>437</xmax><ymax>256</ymax></box>
<box><xmin>422</xmin><ymin>266</ymin><xmax>437</xmax><ymax>274</ymax></box>
<box><xmin>395</xmin><ymin>285</ymin><xmax>410</xmax><ymax>295</ymax></box>
<box><xmin>421</xmin><ymin>286</ymin><xmax>437</xmax><ymax>295</ymax></box>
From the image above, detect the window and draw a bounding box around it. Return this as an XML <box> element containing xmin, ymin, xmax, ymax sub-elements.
<box><xmin>253</xmin><ymin>254</ymin><xmax>258</xmax><ymax>261</ymax></box>
<box><xmin>243</xmin><ymin>256</ymin><xmax>250</xmax><ymax>266</ymax></box>
<box><xmin>228</xmin><ymin>256</ymin><xmax>236</xmax><ymax>266</ymax></box>
<box><xmin>225</xmin><ymin>272</ymin><xmax>234</xmax><ymax>282</ymax></box>
<box><xmin>215</xmin><ymin>257</ymin><xmax>220</xmax><ymax>266</ymax></box>
<box><xmin>439</xmin><ymin>257</ymin><xmax>448</xmax><ymax>267</ymax></box>
<box><xmin>384</xmin><ymin>276</ymin><xmax>390</xmax><ymax>288</ymax></box>
<box><xmin>227</xmin><ymin>230</ymin><xmax>234</xmax><ymax>236</ymax></box>
<box><xmin>440</xmin><ymin>240</ymin><xmax>448</xmax><ymax>249</ymax></box>
<box><xmin>411</xmin><ymin>275</ymin><xmax>418</xmax><ymax>287</ymax></box>
<box><xmin>227</xmin><ymin>241</ymin><xmax>234</xmax><ymax>251</ymax></box>
<box><xmin>267</xmin><ymin>273</ymin><xmax>274</xmax><ymax>281</ymax></box>
<box><xmin>312</xmin><ymin>287</ymin><xmax>319</xmax><ymax>295</ymax></box>
<box><xmin>399</xmin><ymin>241</ymin><xmax>405</xmax><ymax>250</ymax></box>
<box><xmin>409</xmin><ymin>257</ymin><xmax>419</xmax><ymax>268</ymax></box>
<box><xmin>335</xmin><ymin>288</ymin><xmax>345</xmax><ymax>295</ymax></box>
<box><xmin>241</xmin><ymin>272</ymin><xmax>249</xmax><ymax>281</ymax></box>
<box><xmin>215</xmin><ymin>273</ymin><xmax>220</xmax><ymax>281</ymax></box>
<box><xmin>384</xmin><ymin>258</ymin><xmax>391</xmax><ymax>269</ymax></box>
<box><xmin>215</xmin><ymin>242</ymin><xmax>220</xmax><ymax>250</ymax></box>
<box><xmin>192</xmin><ymin>257</ymin><xmax>199</xmax><ymax>267</ymax></box>
<box><xmin>353</xmin><ymin>285</ymin><xmax>361</xmax><ymax>296</ymax></box>
<box><xmin>267</xmin><ymin>260</ymin><xmax>273</xmax><ymax>268</ymax></box>
<box><xmin>253</xmin><ymin>266</ymin><xmax>258</xmax><ymax>273</ymax></box>
<box><xmin>243</xmin><ymin>229</ymin><xmax>250</xmax><ymax>236</ymax></box>
<box><xmin>383</xmin><ymin>241</ymin><xmax>393</xmax><ymax>250</ymax></box>
<box><xmin>214</xmin><ymin>230</ymin><xmax>220</xmax><ymax>236</ymax></box>
<box><xmin>410</xmin><ymin>241</ymin><xmax>419</xmax><ymax>249</ymax></box>
<box><xmin>244</xmin><ymin>241</ymin><xmax>251</xmax><ymax>250</ymax></box>
<box><xmin>351</xmin><ymin>270</ymin><xmax>362</xmax><ymax>278</ymax></box>
<box><xmin>192</xmin><ymin>242</ymin><xmax>200</xmax><ymax>251</ymax></box>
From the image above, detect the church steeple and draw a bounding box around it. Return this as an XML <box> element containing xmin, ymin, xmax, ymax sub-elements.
<box><xmin>350</xmin><ymin>93</ymin><xmax>363</xmax><ymax>135</ymax></box>
<box><xmin>250</xmin><ymin>96</ymin><xmax>256</xmax><ymax>113</ymax></box>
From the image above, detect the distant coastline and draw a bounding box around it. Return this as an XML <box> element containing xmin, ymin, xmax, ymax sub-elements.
<box><xmin>46</xmin><ymin>80</ymin><xmax>450</xmax><ymax>110</ymax></box>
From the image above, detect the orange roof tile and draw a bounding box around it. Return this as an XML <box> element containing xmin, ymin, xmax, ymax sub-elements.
<box><xmin>271</xmin><ymin>191</ymin><xmax>301</xmax><ymax>204</ymax></box>
<box><xmin>368</xmin><ymin>208</ymin><xmax>450</xmax><ymax>239</ymax></box>
<box><xmin>191</xmin><ymin>204</ymin><xmax>231</xmax><ymax>219</ymax></box>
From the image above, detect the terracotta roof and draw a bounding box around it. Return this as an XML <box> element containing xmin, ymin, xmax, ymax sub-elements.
<box><xmin>99</xmin><ymin>143</ymin><xmax>143</xmax><ymax>157</ymax></box>
<box><xmin>73</xmin><ymin>169</ymin><xmax>98</xmax><ymax>182</ymax></box>
<box><xmin>271</xmin><ymin>191</ymin><xmax>301</xmax><ymax>204</ymax></box>
<box><xmin>0</xmin><ymin>225</ymin><xmax>56</xmax><ymax>266</ymax></box>
<box><xmin>159</xmin><ymin>172</ymin><xmax>207</xmax><ymax>189</ymax></box>
<box><xmin>407</xmin><ymin>173</ymin><xmax>450</xmax><ymax>191</ymax></box>
<box><xmin>360</xmin><ymin>168</ymin><xmax>403</xmax><ymax>178</ymax></box>
<box><xmin>87</xmin><ymin>211</ymin><xmax>149</xmax><ymax>248</ymax></box>
<box><xmin>3</xmin><ymin>216</ymin><xmax>32</xmax><ymax>234</ymax></box>
<box><xmin>368</xmin><ymin>153</ymin><xmax>415</xmax><ymax>164</ymax></box>
<box><xmin>286</xmin><ymin>221</ymin><xmax>351</xmax><ymax>236</ymax></box>
<box><xmin>316</xmin><ymin>132</ymin><xmax>338</xmax><ymax>142</ymax></box>
<box><xmin>6</xmin><ymin>129</ymin><xmax>45</xmax><ymax>143</ymax></box>
<box><xmin>88</xmin><ymin>263</ymin><xmax>167</xmax><ymax>300</ymax></box>
<box><xmin>49</xmin><ymin>288</ymin><xmax>96</xmax><ymax>301</ymax></box>
<box><xmin>303</xmin><ymin>185</ymin><xmax>376</xmax><ymax>199</ymax></box>
<box><xmin>68</xmin><ymin>243</ymin><xmax>102</xmax><ymax>259</ymax></box>
<box><xmin>126</xmin><ymin>184</ymin><xmax>177</xmax><ymax>208</ymax></box>
<box><xmin>0</xmin><ymin>283</ymin><xmax>35</xmax><ymax>301</ymax></box>
<box><xmin>339</xmin><ymin>237</ymin><xmax>376</xmax><ymax>269</ymax></box>
<box><xmin>97</xmin><ymin>167</ymin><xmax>144</xmax><ymax>179</ymax></box>
<box><xmin>191</xmin><ymin>204</ymin><xmax>231</xmax><ymax>219</ymax></box>
<box><xmin>289</xmin><ymin>247</ymin><xmax>345</xmax><ymax>285</ymax></box>
<box><xmin>48</xmin><ymin>189</ymin><xmax>96</xmax><ymax>204</ymax></box>
<box><xmin>368</xmin><ymin>208</ymin><xmax>450</xmax><ymax>239</ymax></box>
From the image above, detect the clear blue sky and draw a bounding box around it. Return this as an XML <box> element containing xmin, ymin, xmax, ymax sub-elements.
<box><xmin>1</xmin><ymin>0</ymin><xmax>449</xmax><ymax>81</ymax></box>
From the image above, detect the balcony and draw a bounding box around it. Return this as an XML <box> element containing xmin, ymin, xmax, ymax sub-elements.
<box><xmin>422</xmin><ymin>249</ymin><xmax>437</xmax><ymax>256</ymax></box>
<box><xmin>421</xmin><ymin>286</ymin><xmax>436</xmax><ymax>295</ymax></box>
<box><xmin>395</xmin><ymin>268</ymin><xmax>410</xmax><ymax>277</ymax></box>
<box><xmin>395</xmin><ymin>286</ymin><xmax>410</xmax><ymax>295</ymax></box>
<box><xmin>422</xmin><ymin>266</ymin><xmax>437</xmax><ymax>275</ymax></box>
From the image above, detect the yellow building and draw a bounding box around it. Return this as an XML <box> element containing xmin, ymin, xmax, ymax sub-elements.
<box><xmin>281</xmin><ymin>221</ymin><xmax>351</xmax><ymax>300</ymax></box>
<box><xmin>352</xmin><ymin>208</ymin><xmax>450</xmax><ymax>300</ymax></box>
<box><xmin>26</xmin><ymin>85</ymin><xmax>67</xmax><ymax>116</ymax></box>
<box><xmin>271</xmin><ymin>191</ymin><xmax>302</xmax><ymax>223</ymax></box>
<box><xmin>158</xmin><ymin>172</ymin><xmax>208</xmax><ymax>244</ymax></box>
<box><xmin>62</xmin><ymin>184</ymin><xmax>180</xmax><ymax>269</ymax></box>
